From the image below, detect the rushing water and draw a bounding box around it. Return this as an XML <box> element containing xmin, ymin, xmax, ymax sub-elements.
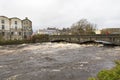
<box><xmin>0</xmin><ymin>43</ymin><xmax>120</xmax><ymax>80</ymax></box>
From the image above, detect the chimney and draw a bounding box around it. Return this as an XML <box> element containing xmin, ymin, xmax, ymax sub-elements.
<box><xmin>25</xmin><ymin>17</ymin><xmax>28</xmax><ymax>19</ymax></box>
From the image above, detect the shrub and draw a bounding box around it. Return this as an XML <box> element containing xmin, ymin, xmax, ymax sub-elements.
<box><xmin>88</xmin><ymin>60</ymin><xmax>120</xmax><ymax>80</ymax></box>
<box><xmin>31</xmin><ymin>34</ymin><xmax>49</xmax><ymax>43</ymax></box>
<box><xmin>0</xmin><ymin>34</ymin><xmax>50</xmax><ymax>45</ymax></box>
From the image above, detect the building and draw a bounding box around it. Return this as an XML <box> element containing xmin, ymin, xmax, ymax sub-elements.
<box><xmin>0</xmin><ymin>16</ymin><xmax>32</xmax><ymax>40</ymax></box>
<box><xmin>22</xmin><ymin>17</ymin><xmax>33</xmax><ymax>39</ymax></box>
<box><xmin>101</xmin><ymin>28</ymin><xmax>120</xmax><ymax>34</ymax></box>
<box><xmin>37</xmin><ymin>28</ymin><xmax>60</xmax><ymax>35</ymax></box>
<box><xmin>36</xmin><ymin>27</ymin><xmax>73</xmax><ymax>35</ymax></box>
<box><xmin>95</xmin><ymin>30</ymin><xmax>101</xmax><ymax>34</ymax></box>
<box><xmin>59</xmin><ymin>28</ymin><xmax>72</xmax><ymax>35</ymax></box>
<box><xmin>10</xmin><ymin>17</ymin><xmax>23</xmax><ymax>40</ymax></box>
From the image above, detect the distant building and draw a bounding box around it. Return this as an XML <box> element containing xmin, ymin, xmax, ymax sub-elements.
<box><xmin>59</xmin><ymin>28</ymin><xmax>72</xmax><ymax>35</ymax></box>
<box><xmin>36</xmin><ymin>27</ymin><xmax>73</xmax><ymax>35</ymax></box>
<box><xmin>101</xmin><ymin>28</ymin><xmax>120</xmax><ymax>34</ymax></box>
<box><xmin>0</xmin><ymin>16</ymin><xmax>33</xmax><ymax>40</ymax></box>
<box><xmin>95</xmin><ymin>30</ymin><xmax>101</xmax><ymax>34</ymax></box>
<box><xmin>37</xmin><ymin>28</ymin><xmax>60</xmax><ymax>35</ymax></box>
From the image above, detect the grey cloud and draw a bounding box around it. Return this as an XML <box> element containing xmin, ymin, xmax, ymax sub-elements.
<box><xmin>0</xmin><ymin>0</ymin><xmax>120</xmax><ymax>31</ymax></box>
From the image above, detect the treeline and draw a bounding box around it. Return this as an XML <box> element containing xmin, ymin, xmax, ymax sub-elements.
<box><xmin>60</xmin><ymin>19</ymin><xmax>97</xmax><ymax>35</ymax></box>
<box><xmin>70</xmin><ymin>19</ymin><xmax>96</xmax><ymax>35</ymax></box>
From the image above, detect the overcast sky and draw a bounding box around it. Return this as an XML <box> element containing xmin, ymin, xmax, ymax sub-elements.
<box><xmin>0</xmin><ymin>0</ymin><xmax>120</xmax><ymax>31</ymax></box>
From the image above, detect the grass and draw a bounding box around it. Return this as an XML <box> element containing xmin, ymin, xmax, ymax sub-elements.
<box><xmin>88</xmin><ymin>60</ymin><xmax>120</xmax><ymax>80</ymax></box>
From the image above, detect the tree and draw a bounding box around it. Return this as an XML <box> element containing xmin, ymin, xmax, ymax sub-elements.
<box><xmin>70</xmin><ymin>19</ymin><xmax>97</xmax><ymax>35</ymax></box>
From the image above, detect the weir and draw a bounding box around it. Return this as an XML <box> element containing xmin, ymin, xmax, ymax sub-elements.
<box><xmin>49</xmin><ymin>34</ymin><xmax>120</xmax><ymax>46</ymax></box>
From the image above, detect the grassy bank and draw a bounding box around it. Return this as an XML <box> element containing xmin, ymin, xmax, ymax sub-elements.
<box><xmin>88</xmin><ymin>60</ymin><xmax>120</xmax><ymax>80</ymax></box>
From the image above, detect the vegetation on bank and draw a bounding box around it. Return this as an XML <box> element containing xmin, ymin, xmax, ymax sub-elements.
<box><xmin>0</xmin><ymin>34</ymin><xmax>49</xmax><ymax>45</ymax></box>
<box><xmin>88</xmin><ymin>60</ymin><xmax>120</xmax><ymax>80</ymax></box>
<box><xmin>31</xmin><ymin>34</ymin><xmax>49</xmax><ymax>42</ymax></box>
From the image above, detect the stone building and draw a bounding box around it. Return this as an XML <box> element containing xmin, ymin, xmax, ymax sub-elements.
<box><xmin>0</xmin><ymin>16</ymin><xmax>33</xmax><ymax>40</ymax></box>
<box><xmin>10</xmin><ymin>17</ymin><xmax>23</xmax><ymax>40</ymax></box>
<box><xmin>37</xmin><ymin>28</ymin><xmax>60</xmax><ymax>35</ymax></box>
<box><xmin>22</xmin><ymin>17</ymin><xmax>33</xmax><ymax>39</ymax></box>
<box><xmin>0</xmin><ymin>16</ymin><xmax>10</xmax><ymax>40</ymax></box>
<box><xmin>101</xmin><ymin>28</ymin><xmax>120</xmax><ymax>34</ymax></box>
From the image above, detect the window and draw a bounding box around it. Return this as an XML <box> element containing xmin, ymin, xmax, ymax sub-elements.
<box><xmin>11</xmin><ymin>32</ymin><xmax>14</xmax><ymax>35</ymax></box>
<box><xmin>26</xmin><ymin>21</ymin><xmax>28</xmax><ymax>24</ymax></box>
<box><xmin>19</xmin><ymin>32</ymin><xmax>21</xmax><ymax>35</ymax></box>
<box><xmin>15</xmin><ymin>26</ymin><xmax>17</xmax><ymax>30</ymax></box>
<box><xmin>15</xmin><ymin>21</ymin><xmax>17</xmax><ymax>24</ymax></box>
<box><xmin>24</xmin><ymin>32</ymin><xmax>26</xmax><ymax>35</ymax></box>
<box><xmin>2</xmin><ymin>32</ymin><xmax>5</xmax><ymax>36</ymax></box>
<box><xmin>29</xmin><ymin>27</ymin><xmax>31</xmax><ymax>30</ymax></box>
<box><xmin>2</xmin><ymin>25</ymin><xmax>5</xmax><ymax>30</ymax></box>
<box><xmin>15</xmin><ymin>32</ymin><xmax>17</xmax><ymax>35</ymax></box>
<box><xmin>1</xmin><ymin>20</ymin><xmax>5</xmax><ymax>24</ymax></box>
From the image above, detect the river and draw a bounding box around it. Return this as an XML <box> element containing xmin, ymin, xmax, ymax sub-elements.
<box><xmin>0</xmin><ymin>43</ymin><xmax>120</xmax><ymax>80</ymax></box>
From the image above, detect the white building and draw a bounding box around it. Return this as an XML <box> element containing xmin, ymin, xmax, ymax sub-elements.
<box><xmin>0</xmin><ymin>16</ymin><xmax>33</xmax><ymax>40</ymax></box>
<box><xmin>0</xmin><ymin>16</ymin><xmax>10</xmax><ymax>40</ymax></box>
<box><xmin>95</xmin><ymin>30</ymin><xmax>101</xmax><ymax>34</ymax></box>
<box><xmin>10</xmin><ymin>17</ymin><xmax>23</xmax><ymax>40</ymax></box>
<box><xmin>37</xmin><ymin>28</ymin><xmax>60</xmax><ymax>35</ymax></box>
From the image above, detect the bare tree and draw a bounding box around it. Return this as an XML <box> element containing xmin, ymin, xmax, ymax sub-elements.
<box><xmin>70</xmin><ymin>19</ymin><xmax>97</xmax><ymax>35</ymax></box>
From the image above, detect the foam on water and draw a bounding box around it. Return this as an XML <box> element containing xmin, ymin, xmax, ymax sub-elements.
<box><xmin>0</xmin><ymin>43</ymin><xmax>120</xmax><ymax>80</ymax></box>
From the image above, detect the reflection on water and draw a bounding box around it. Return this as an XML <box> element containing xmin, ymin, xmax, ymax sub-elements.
<box><xmin>0</xmin><ymin>43</ymin><xmax>120</xmax><ymax>80</ymax></box>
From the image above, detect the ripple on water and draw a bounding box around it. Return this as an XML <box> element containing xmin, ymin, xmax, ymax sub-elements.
<box><xmin>0</xmin><ymin>43</ymin><xmax>120</xmax><ymax>80</ymax></box>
